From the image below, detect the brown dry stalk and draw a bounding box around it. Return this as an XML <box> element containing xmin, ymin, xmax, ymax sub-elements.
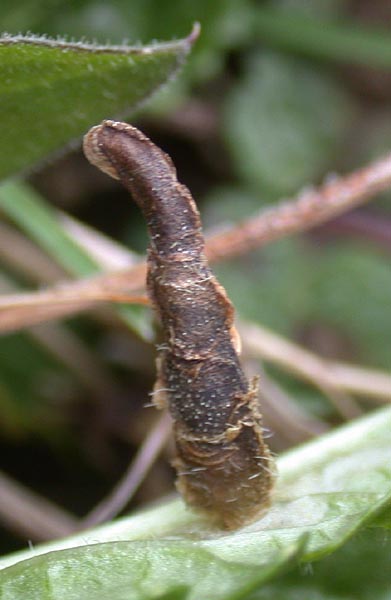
<box><xmin>0</xmin><ymin>272</ymin><xmax>121</xmax><ymax>399</ymax></box>
<box><xmin>206</xmin><ymin>153</ymin><xmax>391</xmax><ymax>260</ymax></box>
<box><xmin>83</xmin><ymin>120</ymin><xmax>274</xmax><ymax>529</ymax></box>
<box><xmin>80</xmin><ymin>412</ymin><xmax>172</xmax><ymax>528</ymax></box>
<box><xmin>240</xmin><ymin>321</ymin><xmax>391</xmax><ymax>403</ymax></box>
<box><xmin>1</xmin><ymin>132</ymin><xmax>390</xmax><ymax>534</ymax></box>
<box><xmin>0</xmin><ymin>269</ymin><xmax>148</xmax><ymax>333</ymax></box>
<box><xmin>0</xmin><ymin>469</ymin><xmax>78</xmax><ymax>541</ymax></box>
<box><xmin>2</xmin><ymin>148</ymin><xmax>391</xmax><ymax>333</ymax></box>
<box><xmin>242</xmin><ymin>322</ymin><xmax>364</xmax><ymax>421</ymax></box>
<box><xmin>59</xmin><ymin>212</ymin><xmax>140</xmax><ymax>270</ymax></box>
<box><xmin>249</xmin><ymin>363</ymin><xmax>329</xmax><ymax>446</ymax></box>
<box><xmin>0</xmin><ymin>221</ymin><xmax>66</xmax><ymax>284</ymax></box>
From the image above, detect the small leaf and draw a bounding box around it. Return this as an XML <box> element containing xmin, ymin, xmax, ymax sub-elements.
<box><xmin>2</xmin><ymin>405</ymin><xmax>391</xmax><ymax>598</ymax></box>
<box><xmin>310</xmin><ymin>242</ymin><xmax>391</xmax><ymax>370</ymax></box>
<box><xmin>223</xmin><ymin>52</ymin><xmax>352</xmax><ymax>196</ymax></box>
<box><xmin>0</xmin><ymin>27</ymin><xmax>197</xmax><ymax>179</ymax></box>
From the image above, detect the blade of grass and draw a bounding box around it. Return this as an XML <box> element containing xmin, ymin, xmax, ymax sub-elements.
<box><xmin>0</xmin><ymin>180</ymin><xmax>153</xmax><ymax>340</ymax></box>
<box><xmin>0</xmin><ymin>181</ymin><xmax>99</xmax><ymax>276</ymax></box>
<box><xmin>254</xmin><ymin>7</ymin><xmax>391</xmax><ymax>69</ymax></box>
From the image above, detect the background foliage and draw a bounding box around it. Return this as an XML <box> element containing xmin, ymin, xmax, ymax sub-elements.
<box><xmin>0</xmin><ymin>0</ymin><xmax>391</xmax><ymax>598</ymax></box>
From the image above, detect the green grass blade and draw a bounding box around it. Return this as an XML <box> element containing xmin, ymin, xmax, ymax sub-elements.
<box><xmin>0</xmin><ymin>181</ymin><xmax>99</xmax><ymax>277</ymax></box>
<box><xmin>0</xmin><ymin>181</ymin><xmax>153</xmax><ymax>340</ymax></box>
<box><xmin>254</xmin><ymin>8</ymin><xmax>391</xmax><ymax>68</ymax></box>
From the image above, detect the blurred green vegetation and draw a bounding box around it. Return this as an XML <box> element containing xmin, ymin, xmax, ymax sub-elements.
<box><xmin>252</xmin><ymin>528</ymin><xmax>391</xmax><ymax>599</ymax></box>
<box><xmin>0</xmin><ymin>0</ymin><xmax>390</xmax><ymax>594</ymax></box>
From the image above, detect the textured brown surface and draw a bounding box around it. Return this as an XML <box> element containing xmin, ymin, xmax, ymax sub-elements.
<box><xmin>83</xmin><ymin>120</ymin><xmax>274</xmax><ymax>529</ymax></box>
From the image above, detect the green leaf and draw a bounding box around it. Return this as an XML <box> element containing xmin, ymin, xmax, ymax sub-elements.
<box><xmin>253</xmin><ymin>529</ymin><xmax>391</xmax><ymax>599</ymax></box>
<box><xmin>223</xmin><ymin>52</ymin><xmax>352</xmax><ymax>196</ymax></box>
<box><xmin>0</xmin><ymin>539</ymin><xmax>302</xmax><ymax>600</ymax></box>
<box><xmin>0</xmin><ymin>28</ymin><xmax>196</xmax><ymax>180</ymax></box>
<box><xmin>0</xmin><ymin>0</ymin><xmax>253</xmax><ymax>84</ymax></box>
<box><xmin>310</xmin><ymin>242</ymin><xmax>391</xmax><ymax>370</ymax></box>
<box><xmin>2</xmin><ymin>405</ymin><xmax>391</xmax><ymax>598</ymax></box>
<box><xmin>254</xmin><ymin>6</ymin><xmax>391</xmax><ymax>69</ymax></box>
<box><xmin>0</xmin><ymin>181</ymin><xmax>154</xmax><ymax>340</ymax></box>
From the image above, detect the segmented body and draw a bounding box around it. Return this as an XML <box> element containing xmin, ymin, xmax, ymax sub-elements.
<box><xmin>84</xmin><ymin>120</ymin><xmax>274</xmax><ymax>529</ymax></box>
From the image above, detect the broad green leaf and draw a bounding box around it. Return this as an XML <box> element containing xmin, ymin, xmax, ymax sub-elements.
<box><xmin>2</xmin><ymin>405</ymin><xmax>391</xmax><ymax>598</ymax></box>
<box><xmin>0</xmin><ymin>0</ymin><xmax>253</xmax><ymax>84</ymax></box>
<box><xmin>0</xmin><ymin>539</ymin><xmax>302</xmax><ymax>600</ymax></box>
<box><xmin>223</xmin><ymin>52</ymin><xmax>352</xmax><ymax>196</ymax></box>
<box><xmin>0</xmin><ymin>181</ymin><xmax>153</xmax><ymax>340</ymax></box>
<box><xmin>0</xmin><ymin>28</ymin><xmax>196</xmax><ymax>180</ymax></box>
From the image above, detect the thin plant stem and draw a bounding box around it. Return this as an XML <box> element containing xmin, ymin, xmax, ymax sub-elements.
<box><xmin>240</xmin><ymin>321</ymin><xmax>391</xmax><ymax>404</ymax></box>
<box><xmin>80</xmin><ymin>413</ymin><xmax>172</xmax><ymax>528</ymax></box>
<box><xmin>3</xmin><ymin>150</ymin><xmax>391</xmax><ymax>331</ymax></box>
<box><xmin>0</xmin><ymin>470</ymin><xmax>78</xmax><ymax>541</ymax></box>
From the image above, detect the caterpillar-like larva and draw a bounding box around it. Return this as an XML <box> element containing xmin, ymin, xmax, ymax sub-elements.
<box><xmin>83</xmin><ymin>120</ymin><xmax>274</xmax><ymax>529</ymax></box>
